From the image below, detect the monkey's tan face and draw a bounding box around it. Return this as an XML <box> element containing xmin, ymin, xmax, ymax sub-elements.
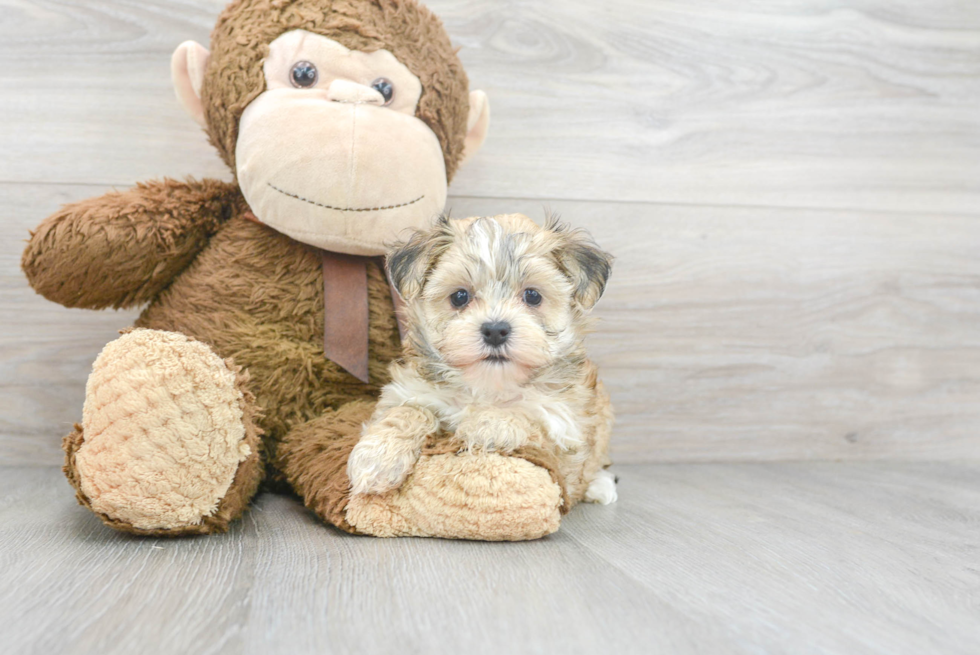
<box><xmin>235</xmin><ymin>30</ymin><xmax>447</xmax><ymax>255</ymax></box>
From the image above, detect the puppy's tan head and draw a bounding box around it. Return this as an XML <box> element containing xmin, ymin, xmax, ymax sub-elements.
<box><xmin>388</xmin><ymin>214</ymin><xmax>612</xmax><ymax>388</ymax></box>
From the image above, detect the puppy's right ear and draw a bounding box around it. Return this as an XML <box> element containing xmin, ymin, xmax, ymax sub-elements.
<box><xmin>387</xmin><ymin>217</ymin><xmax>454</xmax><ymax>301</ymax></box>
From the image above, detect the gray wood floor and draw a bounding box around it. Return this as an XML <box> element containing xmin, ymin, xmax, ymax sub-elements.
<box><xmin>2</xmin><ymin>462</ymin><xmax>978</xmax><ymax>655</ymax></box>
<box><xmin>2</xmin><ymin>2</ymin><xmax>979</xmax><ymax>654</ymax></box>
<box><xmin>2</xmin><ymin>0</ymin><xmax>979</xmax><ymax>463</ymax></box>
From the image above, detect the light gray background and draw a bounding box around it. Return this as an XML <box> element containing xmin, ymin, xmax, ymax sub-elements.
<box><xmin>0</xmin><ymin>1</ymin><xmax>977</xmax><ymax>654</ymax></box>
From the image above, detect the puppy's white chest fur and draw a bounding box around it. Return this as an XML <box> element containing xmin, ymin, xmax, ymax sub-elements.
<box><xmin>384</xmin><ymin>369</ymin><xmax>583</xmax><ymax>450</ymax></box>
<box><xmin>452</xmin><ymin>387</ymin><xmax>583</xmax><ymax>450</ymax></box>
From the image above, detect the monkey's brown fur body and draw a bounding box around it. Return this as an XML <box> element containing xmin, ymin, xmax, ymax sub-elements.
<box><xmin>21</xmin><ymin>0</ymin><xmax>565</xmax><ymax>539</ymax></box>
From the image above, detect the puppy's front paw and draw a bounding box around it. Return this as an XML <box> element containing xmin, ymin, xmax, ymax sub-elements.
<box><xmin>347</xmin><ymin>405</ymin><xmax>438</xmax><ymax>495</ymax></box>
<box><xmin>347</xmin><ymin>436</ymin><xmax>420</xmax><ymax>495</ymax></box>
<box><xmin>585</xmin><ymin>469</ymin><xmax>618</xmax><ymax>505</ymax></box>
<box><xmin>455</xmin><ymin>409</ymin><xmax>534</xmax><ymax>452</ymax></box>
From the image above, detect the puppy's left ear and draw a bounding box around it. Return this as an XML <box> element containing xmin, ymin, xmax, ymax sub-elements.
<box><xmin>387</xmin><ymin>217</ymin><xmax>455</xmax><ymax>301</ymax></box>
<box><xmin>554</xmin><ymin>227</ymin><xmax>613</xmax><ymax>310</ymax></box>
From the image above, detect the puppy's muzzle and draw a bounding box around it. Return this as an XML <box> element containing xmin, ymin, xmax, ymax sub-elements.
<box><xmin>481</xmin><ymin>321</ymin><xmax>511</xmax><ymax>347</ymax></box>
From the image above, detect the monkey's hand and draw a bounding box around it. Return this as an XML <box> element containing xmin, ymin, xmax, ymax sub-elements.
<box><xmin>454</xmin><ymin>408</ymin><xmax>537</xmax><ymax>453</ymax></box>
<box><xmin>22</xmin><ymin>178</ymin><xmax>241</xmax><ymax>310</ymax></box>
<box><xmin>347</xmin><ymin>405</ymin><xmax>438</xmax><ymax>495</ymax></box>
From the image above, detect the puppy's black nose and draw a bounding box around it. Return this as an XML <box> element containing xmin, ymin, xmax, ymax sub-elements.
<box><xmin>481</xmin><ymin>321</ymin><xmax>511</xmax><ymax>347</ymax></box>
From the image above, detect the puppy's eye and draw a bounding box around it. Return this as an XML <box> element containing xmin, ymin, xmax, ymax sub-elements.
<box><xmin>450</xmin><ymin>289</ymin><xmax>470</xmax><ymax>308</ymax></box>
<box><xmin>290</xmin><ymin>61</ymin><xmax>319</xmax><ymax>88</ymax></box>
<box><xmin>523</xmin><ymin>289</ymin><xmax>542</xmax><ymax>306</ymax></box>
<box><xmin>371</xmin><ymin>77</ymin><xmax>394</xmax><ymax>105</ymax></box>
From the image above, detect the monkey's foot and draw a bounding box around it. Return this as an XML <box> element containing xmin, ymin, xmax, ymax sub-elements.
<box><xmin>64</xmin><ymin>329</ymin><xmax>263</xmax><ymax>535</ymax></box>
<box><xmin>346</xmin><ymin>445</ymin><xmax>566</xmax><ymax>541</ymax></box>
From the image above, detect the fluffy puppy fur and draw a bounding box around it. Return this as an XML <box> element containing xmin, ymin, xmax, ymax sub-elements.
<box><xmin>347</xmin><ymin>214</ymin><xmax>617</xmax><ymax>507</ymax></box>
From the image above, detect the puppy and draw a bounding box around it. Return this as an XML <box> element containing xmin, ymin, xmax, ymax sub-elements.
<box><xmin>347</xmin><ymin>214</ymin><xmax>617</xmax><ymax>506</ymax></box>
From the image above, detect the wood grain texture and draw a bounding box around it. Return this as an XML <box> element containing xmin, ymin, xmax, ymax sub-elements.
<box><xmin>1</xmin><ymin>0</ymin><xmax>979</xmax><ymax>465</ymax></box>
<box><xmin>3</xmin><ymin>185</ymin><xmax>980</xmax><ymax>464</ymax></box>
<box><xmin>0</xmin><ymin>0</ymin><xmax>977</xmax><ymax>213</ymax></box>
<box><xmin>1</xmin><ymin>463</ymin><xmax>978</xmax><ymax>655</ymax></box>
<box><xmin>448</xmin><ymin>198</ymin><xmax>980</xmax><ymax>462</ymax></box>
<box><xmin>2</xmin><ymin>3</ymin><xmax>977</xmax><ymax>653</ymax></box>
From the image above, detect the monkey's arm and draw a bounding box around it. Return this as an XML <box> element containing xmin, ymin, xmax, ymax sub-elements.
<box><xmin>276</xmin><ymin>400</ymin><xmax>566</xmax><ymax>540</ymax></box>
<box><xmin>22</xmin><ymin>178</ymin><xmax>242</xmax><ymax>309</ymax></box>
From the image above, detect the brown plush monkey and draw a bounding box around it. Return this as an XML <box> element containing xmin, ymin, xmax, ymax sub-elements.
<box><xmin>22</xmin><ymin>0</ymin><xmax>565</xmax><ymax>540</ymax></box>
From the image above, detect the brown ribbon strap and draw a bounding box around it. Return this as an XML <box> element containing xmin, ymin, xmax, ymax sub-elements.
<box><xmin>243</xmin><ymin>208</ymin><xmax>405</xmax><ymax>382</ymax></box>
<box><xmin>322</xmin><ymin>251</ymin><xmax>370</xmax><ymax>383</ymax></box>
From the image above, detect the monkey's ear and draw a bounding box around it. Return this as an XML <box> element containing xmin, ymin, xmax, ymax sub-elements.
<box><xmin>552</xmin><ymin>225</ymin><xmax>614</xmax><ymax>311</ymax></box>
<box><xmin>386</xmin><ymin>218</ymin><xmax>455</xmax><ymax>301</ymax></box>
<box><xmin>459</xmin><ymin>90</ymin><xmax>490</xmax><ymax>166</ymax></box>
<box><xmin>171</xmin><ymin>41</ymin><xmax>211</xmax><ymax>128</ymax></box>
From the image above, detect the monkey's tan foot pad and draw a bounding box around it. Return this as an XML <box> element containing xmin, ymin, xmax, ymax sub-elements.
<box><xmin>345</xmin><ymin>451</ymin><xmax>564</xmax><ymax>541</ymax></box>
<box><xmin>63</xmin><ymin>329</ymin><xmax>263</xmax><ymax>536</ymax></box>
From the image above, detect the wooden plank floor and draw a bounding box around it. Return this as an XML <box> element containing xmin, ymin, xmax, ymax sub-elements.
<box><xmin>2</xmin><ymin>0</ymin><xmax>978</xmax><ymax>214</ymax></box>
<box><xmin>6</xmin><ymin>185</ymin><xmax>979</xmax><ymax>464</ymax></box>
<box><xmin>1</xmin><ymin>462</ymin><xmax>978</xmax><ymax>655</ymax></box>
<box><xmin>1</xmin><ymin>2</ymin><xmax>978</xmax><ymax>654</ymax></box>
<box><xmin>2</xmin><ymin>0</ymin><xmax>979</xmax><ymax>462</ymax></box>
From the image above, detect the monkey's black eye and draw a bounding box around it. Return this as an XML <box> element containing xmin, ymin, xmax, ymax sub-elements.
<box><xmin>523</xmin><ymin>289</ymin><xmax>542</xmax><ymax>306</ymax></box>
<box><xmin>290</xmin><ymin>61</ymin><xmax>318</xmax><ymax>88</ymax></box>
<box><xmin>450</xmin><ymin>289</ymin><xmax>470</xmax><ymax>308</ymax></box>
<box><xmin>371</xmin><ymin>77</ymin><xmax>394</xmax><ymax>105</ymax></box>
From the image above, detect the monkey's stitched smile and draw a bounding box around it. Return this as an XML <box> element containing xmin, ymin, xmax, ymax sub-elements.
<box><xmin>268</xmin><ymin>182</ymin><xmax>424</xmax><ymax>213</ymax></box>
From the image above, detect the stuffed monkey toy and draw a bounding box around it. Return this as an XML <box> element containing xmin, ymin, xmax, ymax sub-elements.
<box><xmin>21</xmin><ymin>0</ymin><xmax>567</xmax><ymax>540</ymax></box>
